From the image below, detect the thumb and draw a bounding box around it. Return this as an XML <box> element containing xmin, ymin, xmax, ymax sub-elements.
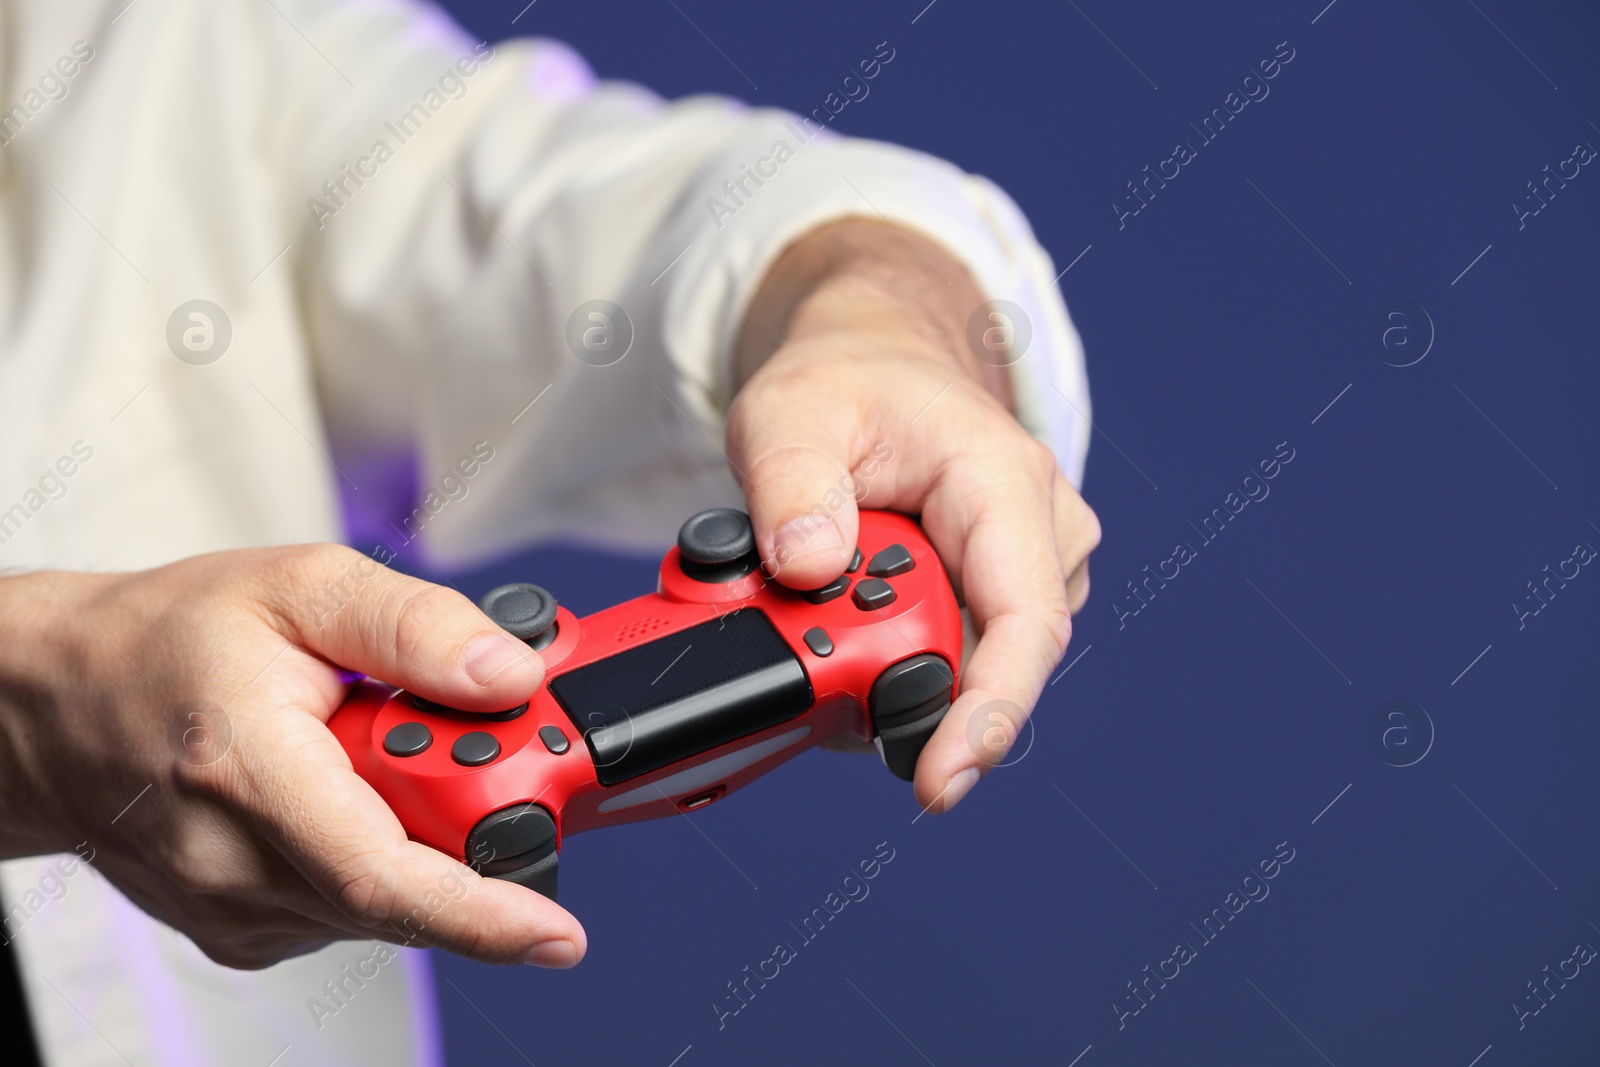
<box><xmin>262</xmin><ymin>544</ymin><xmax>543</xmax><ymax>713</ymax></box>
<box><xmin>736</xmin><ymin>426</ymin><xmax>862</xmax><ymax>589</ymax></box>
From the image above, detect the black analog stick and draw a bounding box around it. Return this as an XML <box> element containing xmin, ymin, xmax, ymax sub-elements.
<box><xmin>479</xmin><ymin>584</ymin><xmax>559</xmax><ymax>649</ymax></box>
<box><xmin>678</xmin><ymin>508</ymin><xmax>755</xmax><ymax>564</ymax></box>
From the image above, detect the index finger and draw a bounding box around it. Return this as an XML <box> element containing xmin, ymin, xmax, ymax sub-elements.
<box><xmin>912</xmin><ymin>444</ymin><xmax>1072</xmax><ymax>812</ymax></box>
<box><xmin>224</xmin><ymin>692</ymin><xmax>587</xmax><ymax>967</ymax></box>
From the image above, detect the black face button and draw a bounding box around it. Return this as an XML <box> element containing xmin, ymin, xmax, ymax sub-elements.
<box><xmin>847</xmin><ymin>547</ymin><xmax>863</xmax><ymax>573</ymax></box>
<box><xmin>383</xmin><ymin>722</ymin><xmax>432</xmax><ymax>757</ymax></box>
<box><xmin>452</xmin><ymin>731</ymin><xmax>502</xmax><ymax>767</ymax></box>
<box><xmin>410</xmin><ymin>693</ymin><xmax>528</xmax><ymax>722</ymax></box>
<box><xmin>479</xmin><ymin>584</ymin><xmax>559</xmax><ymax>646</ymax></box>
<box><xmin>803</xmin><ymin>627</ymin><xmax>834</xmax><ymax>657</ymax></box>
<box><xmin>852</xmin><ymin>577</ymin><xmax>897</xmax><ymax>611</ymax></box>
<box><xmin>802</xmin><ymin>575</ymin><xmax>850</xmax><ymax>604</ymax></box>
<box><xmin>538</xmin><ymin>725</ymin><xmax>570</xmax><ymax>755</ymax></box>
<box><xmin>867</xmin><ymin>544</ymin><xmax>915</xmax><ymax>578</ymax></box>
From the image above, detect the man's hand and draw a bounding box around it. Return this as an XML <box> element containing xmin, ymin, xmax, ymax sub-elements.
<box><xmin>729</xmin><ymin>218</ymin><xmax>1100</xmax><ymax>814</ymax></box>
<box><xmin>0</xmin><ymin>547</ymin><xmax>585</xmax><ymax>969</ymax></box>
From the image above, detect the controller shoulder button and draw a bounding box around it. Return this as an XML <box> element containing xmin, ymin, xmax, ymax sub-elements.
<box><xmin>868</xmin><ymin>654</ymin><xmax>955</xmax><ymax>780</ymax></box>
<box><xmin>851</xmin><ymin>577</ymin><xmax>897</xmax><ymax>611</ymax></box>
<box><xmin>383</xmin><ymin>722</ymin><xmax>432</xmax><ymax>757</ymax></box>
<box><xmin>868</xmin><ymin>654</ymin><xmax>954</xmax><ymax>730</ymax></box>
<box><xmin>538</xmin><ymin>725</ymin><xmax>570</xmax><ymax>755</ymax></box>
<box><xmin>467</xmin><ymin>802</ymin><xmax>558</xmax><ymax>889</ymax></box>
<box><xmin>802</xmin><ymin>575</ymin><xmax>850</xmax><ymax>604</ymax></box>
<box><xmin>803</xmin><ymin>627</ymin><xmax>834</xmax><ymax>657</ymax></box>
<box><xmin>452</xmin><ymin>731</ymin><xmax>502</xmax><ymax>767</ymax></box>
<box><xmin>866</xmin><ymin>544</ymin><xmax>915</xmax><ymax>578</ymax></box>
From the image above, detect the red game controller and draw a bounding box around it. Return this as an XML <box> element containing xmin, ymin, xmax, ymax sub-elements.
<box><xmin>328</xmin><ymin>509</ymin><xmax>961</xmax><ymax>899</ymax></box>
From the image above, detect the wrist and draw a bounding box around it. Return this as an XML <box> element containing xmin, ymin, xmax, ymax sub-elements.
<box><xmin>734</xmin><ymin>217</ymin><xmax>1015</xmax><ymax>411</ymax></box>
<box><xmin>0</xmin><ymin>570</ymin><xmax>100</xmax><ymax>858</ymax></box>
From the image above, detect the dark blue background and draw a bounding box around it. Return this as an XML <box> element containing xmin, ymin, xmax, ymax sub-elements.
<box><xmin>418</xmin><ymin>1</ymin><xmax>1600</xmax><ymax>1063</ymax></box>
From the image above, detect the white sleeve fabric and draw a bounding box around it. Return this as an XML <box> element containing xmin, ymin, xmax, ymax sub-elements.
<box><xmin>0</xmin><ymin>2</ymin><xmax>1089</xmax><ymax>1065</ymax></box>
<box><xmin>272</xmin><ymin>0</ymin><xmax>1090</xmax><ymax>566</ymax></box>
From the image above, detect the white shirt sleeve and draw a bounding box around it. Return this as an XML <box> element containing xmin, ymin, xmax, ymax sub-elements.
<box><xmin>271</xmin><ymin>0</ymin><xmax>1089</xmax><ymax>566</ymax></box>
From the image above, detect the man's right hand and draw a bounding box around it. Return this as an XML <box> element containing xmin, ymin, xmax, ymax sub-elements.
<box><xmin>0</xmin><ymin>545</ymin><xmax>586</xmax><ymax>970</ymax></box>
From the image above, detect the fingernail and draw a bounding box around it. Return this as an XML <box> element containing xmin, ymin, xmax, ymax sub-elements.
<box><xmin>524</xmin><ymin>939</ymin><xmax>580</xmax><ymax>968</ymax></box>
<box><xmin>774</xmin><ymin>515</ymin><xmax>844</xmax><ymax>561</ymax></box>
<box><xmin>940</xmin><ymin>767</ymin><xmax>981</xmax><ymax>812</ymax></box>
<box><xmin>465</xmin><ymin>634</ymin><xmax>536</xmax><ymax>687</ymax></box>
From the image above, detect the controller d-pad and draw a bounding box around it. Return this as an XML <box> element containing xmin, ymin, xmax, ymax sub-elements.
<box><xmin>852</xmin><ymin>577</ymin><xmax>896</xmax><ymax>611</ymax></box>
<box><xmin>802</xmin><ymin>575</ymin><xmax>850</xmax><ymax>604</ymax></box>
<box><xmin>866</xmin><ymin>544</ymin><xmax>915</xmax><ymax>577</ymax></box>
<box><xmin>410</xmin><ymin>693</ymin><xmax>528</xmax><ymax>722</ymax></box>
<box><xmin>847</xmin><ymin>547</ymin><xmax>863</xmax><ymax>573</ymax></box>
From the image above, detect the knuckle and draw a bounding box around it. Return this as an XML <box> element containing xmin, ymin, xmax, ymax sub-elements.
<box><xmin>1081</xmin><ymin>504</ymin><xmax>1103</xmax><ymax>553</ymax></box>
<box><xmin>1067</xmin><ymin>566</ymin><xmax>1091</xmax><ymax>615</ymax></box>
<box><xmin>1023</xmin><ymin>436</ymin><xmax>1059</xmax><ymax>480</ymax></box>
<box><xmin>1068</xmin><ymin>499</ymin><xmax>1102</xmax><ymax>557</ymax></box>
<box><xmin>389</xmin><ymin>584</ymin><xmax>470</xmax><ymax>663</ymax></box>
<box><xmin>162</xmin><ymin>826</ymin><xmax>256</xmax><ymax>899</ymax></box>
<box><xmin>445</xmin><ymin>921</ymin><xmax>495</xmax><ymax>961</ymax></box>
<box><xmin>1034</xmin><ymin>602</ymin><xmax>1073</xmax><ymax>665</ymax></box>
<box><xmin>254</xmin><ymin>542</ymin><xmax>365</xmax><ymax>625</ymax></box>
<box><xmin>201</xmin><ymin>930</ymin><xmax>308</xmax><ymax>971</ymax></box>
<box><xmin>332</xmin><ymin>861</ymin><xmax>402</xmax><ymax>930</ymax></box>
<box><xmin>281</xmin><ymin>541</ymin><xmax>358</xmax><ymax>582</ymax></box>
<box><xmin>727</xmin><ymin>374</ymin><xmax>793</xmax><ymax>446</ymax></box>
<box><xmin>195</xmin><ymin>940</ymin><xmax>272</xmax><ymax>971</ymax></box>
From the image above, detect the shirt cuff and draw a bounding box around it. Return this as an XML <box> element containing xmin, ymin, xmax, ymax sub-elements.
<box><xmin>657</xmin><ymin>110</ymin><xmax>1092</xmax><ymax>488</ymax></box>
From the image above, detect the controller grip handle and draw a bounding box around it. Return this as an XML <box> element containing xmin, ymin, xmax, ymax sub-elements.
<box><xmin>868</xmin><ymin>654</ymin><xmax>955</xmax><ymax>782</ymax></box>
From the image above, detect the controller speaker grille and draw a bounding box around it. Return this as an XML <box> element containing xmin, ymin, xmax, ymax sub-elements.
<box><xmin>615</xmin><ymin>617</ymin><xmax>671</xmax><ymax>642</ymax></box>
